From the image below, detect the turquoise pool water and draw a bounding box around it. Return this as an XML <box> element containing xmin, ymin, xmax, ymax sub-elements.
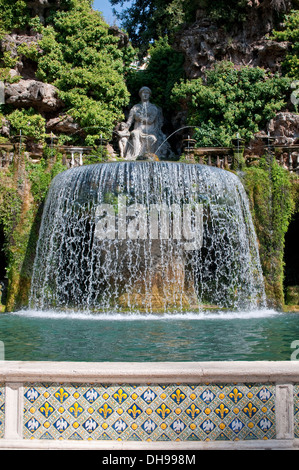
<box><xmin>0</xmin><ymin>309</ymin><xmax>298</xmax><ymax>362</ymax></box>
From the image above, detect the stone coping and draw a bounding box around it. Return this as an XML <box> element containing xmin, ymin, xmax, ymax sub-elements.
<box><xmin>1</xmin><ymin>360</ymin><xmax>299</xmax><ymax>383</ymax></box>
<box><xmin>0</xmin><ymin>438</ymin><xmax>297</xmax><ymax>450</ymax></box>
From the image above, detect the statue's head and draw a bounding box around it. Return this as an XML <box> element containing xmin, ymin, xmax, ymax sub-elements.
<box><xmin>139</xmin><ymin>86</ymin><xmax>152</xmax><ymax>99</ymax></box>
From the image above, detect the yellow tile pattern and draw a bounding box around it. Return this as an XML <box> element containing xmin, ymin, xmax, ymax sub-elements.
<box><xmin>0</xmin><ymin>384</ymin><xmax>4</xmax><ymax>438</ymax></box>
<box><xmin>23</xmin><ymin>382</ymin><xmax>276</xmax><ymax>441</ymax></box>
<box><xmin>294</xmin><ymin>385</ymin><xmax>299</xmax><ymax>438</ymax></box>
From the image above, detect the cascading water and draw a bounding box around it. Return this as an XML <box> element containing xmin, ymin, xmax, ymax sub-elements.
<box><xmin>29</xmin><ymin>161</ymin><xmax>266</xmax><ymax>313</ymax></box>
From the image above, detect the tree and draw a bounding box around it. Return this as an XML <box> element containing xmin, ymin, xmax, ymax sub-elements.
<box><xmin>127</xmin><ymin>36</ymin><xmax>184</xmax><ymax>110</ymax></box>
<box><xmin>0</xmin><ymin>0</ymin><xmax>134</xmax><ymax>146</ymax></box>
<box><xmin>34</xmin><ymin>0</ymin><xmax>134</xmax><ymax>144</ymax></box>
<box><xmin>110</xmin><ymin>0</ymin><xmax>198</xmax><ymax>56</ymax></box>
<box><xmin>171</xmin><ymin>61</ymin><xmax>291</xmax><ymax>146</ymax></box>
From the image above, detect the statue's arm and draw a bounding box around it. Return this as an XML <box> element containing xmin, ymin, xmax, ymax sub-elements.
<box><xmin>126</xmin><ymin>106</ymin><xmax>136</xmax><ymax>129</ymax></box>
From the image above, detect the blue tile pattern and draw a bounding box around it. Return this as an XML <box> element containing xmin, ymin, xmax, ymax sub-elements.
<box><xmin>293</xmin><ymin>384</ymin><xmax>299</xmax><ymax>438</ymax></box>
<box><xmin>0</xmin><ymin>384</ymin><xmax>4</xmax><ymax>438</ymax></box>
<box><xmin>23</xmin><ymin>383</ymin><xmax>276</xmax><ymax>441</ymax></box>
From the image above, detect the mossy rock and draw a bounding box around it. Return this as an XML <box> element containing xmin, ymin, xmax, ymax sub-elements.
<box><xmin>286</xmin><ymin>286</ymin><xmax>299</xmax><ymax>306</ymax></box>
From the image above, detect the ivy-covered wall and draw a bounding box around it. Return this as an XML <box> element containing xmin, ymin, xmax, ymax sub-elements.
<box><xmin>0</xmin><ymin>152</ymin><xmax>68</xmax><ymax>312</ymax></box>
<box><xmin>242</xmin><ymin>157</ymin><xmax>298</xmax><ymax>309</ymax></box>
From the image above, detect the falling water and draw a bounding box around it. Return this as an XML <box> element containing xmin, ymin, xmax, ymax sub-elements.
<box><xmin>30</xmin><ymin>162</ymin><xmax>266</xmax><ymax>313</ymax></box>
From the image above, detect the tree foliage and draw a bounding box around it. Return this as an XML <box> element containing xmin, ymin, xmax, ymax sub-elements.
<box><xmin>110</xmin><ymin>0</ymin><xmax>198</xmax><ymax>55</ymax></box>
<box><xmin>127</xmin><ymin>37</ymin><xmax>184</xmax><ymax>110</ymax></box>
<box><xmin>35</xmin><ymin>1</ymin><xmax>134</xmax><ymax>144</ymax></box>
<box><xmin>272</xmin><ymin>9</ymin><xmax>299</xmax><ymax>79</ymax></box>
<box><xmin>1</xmin><ymin>0</ymin><xmax>134</xmax><ymax>145</ymax></box>
<box><xmin>171</xmin><ymin>61</ymin><xmax>291</xmax><ymax>146</ymax></box>
<box><xmin>0</xmin><ymin>0</ymin><xmax>30</xmax><ymax>38</ymax></box>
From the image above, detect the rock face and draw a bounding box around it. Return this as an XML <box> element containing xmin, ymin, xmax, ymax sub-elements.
<box><xmin>5</xmin><ymin>79</ymin><xmax>63</xmax><ymax>112</ymax></box>
<box><xmin>174</xmin><ymin>0</ymin><xmax>292</xmax><ymax>79</ymax></box>
<box><xmin>27</xmin><ymin>0</ymin><xmax>63</xmax><ymax>24</ymax></box>
<box><xmin>172</xmin><ymin>0</ymin><xmax>298</xmax><ymax>152</ymax></box>
<box><xmin>1</xmin><ymin>33</ymin><xmax>42</xmax><ymax>79</ymax></box>
<box><xmin>268</xmin><ymin>112</ymin><xmax>299</xmax><ymax>145</ymax></box>
<box><xmin>1</xmin><ymin>31</ymin><xmax>63</xmax><ymax>116</ymax></box>
<box><xmin>46</xmin><ymin>115</ymin><xmax>81</xmax><ymax>135</ymax></box>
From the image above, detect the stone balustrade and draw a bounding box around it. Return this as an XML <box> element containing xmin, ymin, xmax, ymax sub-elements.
<box><xmin>0</xmin><ymin>142</ymin><xmax>298</xmax><ymax>173</ymax></box>
<box><xmin>186</xmin><ymin>146</ymin><xmax>299</xmax><ymax>173</ymax></box>
<box><xmin>1</xmin><ymin>361</ymin><xmax>299</xmax><ymax>449</ymax></box>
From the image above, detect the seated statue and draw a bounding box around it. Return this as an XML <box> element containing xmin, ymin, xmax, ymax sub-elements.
<box><xmin>120</xmin><ymin>86</ymin><xmax>173</xmax><ymax>160</ymax></box>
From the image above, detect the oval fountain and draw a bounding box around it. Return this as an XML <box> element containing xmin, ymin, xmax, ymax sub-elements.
<box><xmin>29</xmin><ymin>86</ymin><xmax>267</xmax><ymax>314</ymax></box>
<box><xmin>2</xmin><ymin>86</ymin><xmax>284</xmax><ymax>365</ymax></box>
<box><xmin>29</xmin><ymin>160</ymin><xmax>267</xmax><ymax>314</ymax></box>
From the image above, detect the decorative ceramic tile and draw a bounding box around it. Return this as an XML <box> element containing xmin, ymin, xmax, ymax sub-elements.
<box><xmin>23</xmin><ymin>383</ymin><xmax>276</xmax><ymax>441</ymax></box>
<box><xmin>293</xmin><ymin>384</ymin><xmax>299</xmax><ymax>438</ymax></box>
<box><xmin>0</xmin><ymin>384</ymin><xmax>4</xmax><ymax>438</ymax></box>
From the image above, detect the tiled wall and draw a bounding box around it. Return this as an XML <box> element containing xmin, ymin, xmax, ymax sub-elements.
<box><xmin>1</xmin><ymin>362</ymin><xmax>299</xmax><ymax>448</ymax></box>
<box><xmin>23</xmin><ymin>382</ymin><xmax>276</xmax><ymax>441</ymax></box>
<box><xmin>0</xmin><ymin>384</ymin><xmax>4</xmax><ymax>439</ymax></box>
<box><xmin>293</xmin><ymin>385</ymin><xmax>299</xmax><ymax>439</ymax></box>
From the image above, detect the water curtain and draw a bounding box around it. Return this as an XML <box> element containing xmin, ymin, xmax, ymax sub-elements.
<box><xmin>30</xmin><ymin>162</ymin><xmax>266</xmax><ymax>313</ymax></box>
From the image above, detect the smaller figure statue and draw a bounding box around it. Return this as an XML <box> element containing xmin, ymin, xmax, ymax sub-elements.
<box><xmin>116</xmin><ymin>122</ymin><xmax>130</xmax><ymax>159</ymax></box>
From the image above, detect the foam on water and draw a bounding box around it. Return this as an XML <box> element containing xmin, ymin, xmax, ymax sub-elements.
<box><xmin>12</xmin><ymin>308</ymin><xmax>279</xmax><ymax>321</ymax></box>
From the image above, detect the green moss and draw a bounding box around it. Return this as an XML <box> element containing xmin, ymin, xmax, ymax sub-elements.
<box><xmin>0</xmin><ymin>152</ymin><xmax>67</xmax><ymax>311</ymax></box>
<box><xmin>242</xmin><ymin>156</ymin><xmax>296</xmax><ymax>308</ymax></box>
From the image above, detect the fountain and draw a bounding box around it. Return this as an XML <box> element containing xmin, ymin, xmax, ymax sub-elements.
<box><xmin>29</xmin><ymin>160</ymin><xmax>266</xmax><ymax>313</ymax></box>
<box><xmin>28</xmin><ymin>87</ymin><xmax>266</xmax><ymax>314</ymax></box>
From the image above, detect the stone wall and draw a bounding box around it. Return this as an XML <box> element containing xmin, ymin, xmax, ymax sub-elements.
<box><xmin>174</xmin><ymin>0</ymin><xmax>293</xmax><ymax>79</ymax></box>
<box><xmin>1</xmin><ymin>361</ymin><xmax>299</xmax><ymax>449</ymax></box>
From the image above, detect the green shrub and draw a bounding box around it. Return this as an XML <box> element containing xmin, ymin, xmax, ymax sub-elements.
<box><xmin>33</xmin><ymin>1</ymin><xmax>134</xmax><ymax>145</ymax></box>
<box><xmin>0</xmin><ymin>0</ymin><xmax>30</xmax><ymax>38</ymax></box>
<box><xmin>272</xmin><ymin>9</ymin><xmax>299</xmax><ymax>80</ymax></box>
<box><xmin>8</xmin><ymin>108</ymin><xmax>46</xmax><ymax>142</ymax></box>
<box><xmin>171</xmin><ymin>61</ymin><xmax>291</xmax><ymax>146</ymax></box>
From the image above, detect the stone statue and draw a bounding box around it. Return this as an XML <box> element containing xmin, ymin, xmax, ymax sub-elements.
<box><xmin>116</xmin><ymin>122</ymin><xmax>130</xmax><ymax>159</ymax></box>
<box><xmin>119</xmin><ymin>86</ymin><xmax>173</xmax><ymax>160</ymax></box>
